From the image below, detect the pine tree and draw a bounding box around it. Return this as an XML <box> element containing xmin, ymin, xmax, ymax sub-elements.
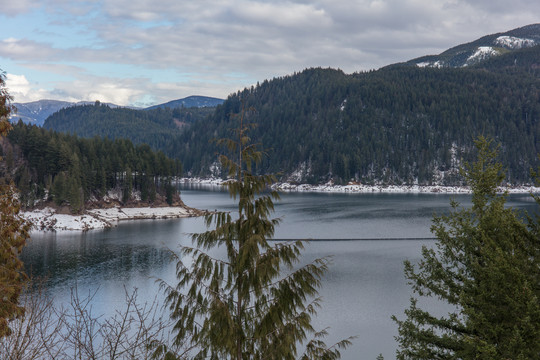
<box><xmin>165</xmin><ymin>176</ymin><xmax>174</xmax><ymax>206</ymax></box>
<box><xmin>0</xmin><ymin>70</ymin><xmax>31</xmax><ymax>337</ymax></box>
<box><xmin>123</xmin><ymin>166</ymin><xmax>133</xmax><ymax>204</ymax></box>
<box><xmin>158</xmin><ymin>107</ymin><xmax>353</xmax><ymax>359</ymax></box>
<box><xmin>392</xmin><ymin>136</ymin><xmax>540</xmax><ymax>359</ymax></box>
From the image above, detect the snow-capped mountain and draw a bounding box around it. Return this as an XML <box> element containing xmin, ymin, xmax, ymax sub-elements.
<box><xmin>11</xmin><ymin>100</ymin><xmax>82</xmax><ymax>126</ymax></box>
<box><xmin>494</xmin><ymin>35</ymin><xmax>537</xmax><ymax>49</ymax></box>
<box><xmin>409</xmin><ymin>23</ymin><xmax>540</xmax><ymax>68</ymax></box>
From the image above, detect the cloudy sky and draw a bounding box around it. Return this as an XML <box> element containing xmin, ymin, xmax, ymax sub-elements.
<box><xmin>1</xmin><ymin>0</ymin><xmax>539</xmax><ymax>107</ymax></box>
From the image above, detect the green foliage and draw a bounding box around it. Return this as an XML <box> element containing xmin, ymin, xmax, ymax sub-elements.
<box><xmin>43</xmin><ymin>102</ymin><xmax>214</xmax><ymax>152</ymax></box>
<box><xmin>392</xmin><ymin>136</ymin><xmax>540</xmax><ymax>359</ymax></box>
<box><xmin>0</xmin><ymin>184</ymin><xmax>30</xmax><ymax>338</ymax></box>
<box><xmin>0</xmin><ymin>71</ymin><xmax>31</xmax><ymax>338</ymax></box>
<box><xmin>159</xmin><ymin>108</ymin><xmax>353</xmax><ymax>359</ymax></box>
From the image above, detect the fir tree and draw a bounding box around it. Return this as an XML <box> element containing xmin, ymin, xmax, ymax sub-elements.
<box><xmin>392</xmin><ymin>136</ymin><xmax>540</xmax><ymax>359</ymax></box>
<box><xmin>158</xmin><ymin>107</ymin><xmax>353</xmax><ymax>359</ymax></box>
<box><xmin>0</xmin><ymin>71</ymin><xmax>31</xmax><ymax>337</ymax></box>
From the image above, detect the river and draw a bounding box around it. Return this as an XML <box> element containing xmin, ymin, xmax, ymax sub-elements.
<box><xmin>21</xmin><ymin>186</ymin><xmax>539</xmax><ymax>359</ymax></box>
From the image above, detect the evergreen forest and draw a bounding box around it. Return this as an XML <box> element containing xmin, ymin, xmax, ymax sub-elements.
<box><xmin>178</xmin><ymin>47</ymin><xmax>540</xmax><ymax>184</ymax></box>
<box><xmin>0</xmin><ymin>121</ymin><xmax>182</xmax><ymax>213</ymax></box>
<box><xmin>43</xmin><ymin>102</ymin><xmax>213</xmax><ymax>151</ymax></box>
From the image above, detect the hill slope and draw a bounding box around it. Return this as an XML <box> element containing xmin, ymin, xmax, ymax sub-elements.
<box><xmin>13</xmin><ymin>96</ymin><xmax>222</xmax><ymax>126</ymax></box>
<box><xmin>178</xmin><ymin>52</ymin><xmax>540</xmax><ymax>184</ymax></box>
<box><xmin>407</xmin><ymin>23</ymin><xmax>540</xmax><ymax>68</ymax></box>
<box><xmin>12</xmin><ymin>100</ymin><xmax>81</xmax><ymax>126</ymax></box>
<box><xmin>43</xmin><ymin>103</ymin><xmax>214</xmax><ymax>149</ymax></box>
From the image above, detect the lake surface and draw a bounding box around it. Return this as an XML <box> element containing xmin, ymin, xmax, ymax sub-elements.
<box><xmin>22</xmin><ymin>187</ymin><xmax>539</xmax><ymax>359</ymax></box>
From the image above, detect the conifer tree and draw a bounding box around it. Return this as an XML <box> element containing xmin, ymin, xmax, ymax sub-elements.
<box><xmin>123</xmin><ymin>166</ymin><xmax>133</xmax><ymax>204</ymax></box>
<box><xmin>0</xmin><ymin>71</ymin><xmax>31</xmax><ymax>337</ymax></box>
<box><xmin>393</xmin><ymin>136</ymin><xmax>540</xmax><ymax>359</ymax></box>
<box><xmin>159</xmin><ymin>106</ymin><xmax>352</xmax><ymax>359</ymax></box>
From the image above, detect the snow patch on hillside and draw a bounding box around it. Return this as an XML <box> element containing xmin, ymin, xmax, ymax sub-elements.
<box><xmin>494</xmin><ymin>36</ymin><xmax>536</xmax><ymax>49</ymax></box>
<box><xmin>340</xmin><ymin>99</ymin><xmax>347</xmax><ymax>111</ymax></box>
<box><xmin>416</xmin><ymin>60</ymin><xmax>444</xmax><ymax>68</ymax></box>
<box><xmin>287</xmin><ymin>162</ymin><xmax>312</xmax><ymax>183</ymax></box>
<box><xmin>467</xmin><ymin>46</ymin><xmax>499</xmax><ymax>64</ymax></box>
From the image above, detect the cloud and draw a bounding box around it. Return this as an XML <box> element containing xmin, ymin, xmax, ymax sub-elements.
<box><xmin>0</xmin><ymin>0</ymin><xmax>39</xmax><ymax>16</ymax></box>
<box><xmin>5</xmin><ymin>69</ymin><xmax>240</xmax><ymax>106</ymax></box>
<box><xmin>5</xmin><ymin>73</ymin><xmax>51</xmax><ymax>103</ymax></box>
<box><xmin>2</xmin><ymin>0</ymin><xmax>540</xmax><ymax>105</ymax></box>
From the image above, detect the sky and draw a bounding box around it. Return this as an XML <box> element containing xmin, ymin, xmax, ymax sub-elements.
<box><xmin>1</xmin><ymin>0</ymin><xmax>539</xmax><ymax>107</ymax></box>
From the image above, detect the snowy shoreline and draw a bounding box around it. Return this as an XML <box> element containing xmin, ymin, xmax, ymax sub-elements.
<box><xmin>26</xmin><ymin>178</ymin><xmax>539</xmax><ymax>232</ymax></box>
<box><xmin>23</xmin><ymin>205</ymin><xmax>202</xmax><ymax>232</ymax></box>
<box><xmin>179</xmin><ymin>177</ymin><xmax>540</xmax><ymax>194</ymax></box>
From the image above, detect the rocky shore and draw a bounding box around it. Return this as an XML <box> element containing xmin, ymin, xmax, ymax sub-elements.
<box><xmin>23</xmin><ymin>205</ymin><xmax>203</xmax><ymax>232</ymax></box>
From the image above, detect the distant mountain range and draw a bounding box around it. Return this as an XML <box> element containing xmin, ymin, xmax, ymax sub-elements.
<box><xmin>406</xmin><ymin>23</ymin><xmax>540</xmax><ymax>68</ymax></box>
<box><xmin>10</xmin><ymin>100</ymin><xmax>106</xmax><ymax>126</ymax></box>
<box><xmin>11</xmin><ymin>96</ymin><xmax>224</xmax><ymax>126</ymax></box>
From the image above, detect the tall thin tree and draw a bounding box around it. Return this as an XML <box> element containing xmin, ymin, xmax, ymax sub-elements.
<box><xmin>159</xmin><ymin>105</ymin><xmax>353</xmax><ymax>359</ymax></box>
<box><xmin>0</xmin><ymin>70</ymin><xmax>31</xmax><ymax>337</ymax></box>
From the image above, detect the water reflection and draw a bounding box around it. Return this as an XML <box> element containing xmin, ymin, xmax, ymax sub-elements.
<box><xmin>20</xmin><ymin>189</ymin><xmax>540</xmax><ymax>359</ymax></box>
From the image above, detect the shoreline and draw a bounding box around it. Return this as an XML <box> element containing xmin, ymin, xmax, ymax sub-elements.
<box><xmin>179</xmin><ymin>177</ymin><xmax>540</xmax><ymax>194</ymax></box>
<box><xmin>25</xmin><ymin>178</ymin><xmax>540</xmax><ymax>232</ymax></box>
<box><xmin>23</xmin><ymin>205</ymin><xmax>203</xmax><ymax>232</ymax></box>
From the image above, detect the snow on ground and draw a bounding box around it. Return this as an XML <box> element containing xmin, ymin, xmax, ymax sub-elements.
<box><xmin>273</xmin><ymin>182</ymin><xmax>540</xmax><ymax>194</ymax></box>
<box><xmin>28</xmin><ymin>179</ymin><xmax>538</xmax><ymax>232</ymax></box>
<box><xmin>180</xmin><ymin>177</ymin><xmax>540</xmax><ymax>194</ymax></box>
<box><xmin>416</xmin><ymin>60</ymin><xmax>444</xmax><ymax>68</ymax></box>
<box><xmin>467</xmin><ymin>46</ymin><xmax>499</xmax><ymax>63</ymax></box>
<box><xmin>88</xmin><ymin>206</ymin><xmax>193</xmax><ymax>221</ymax></box>
<box><xmin>23</xmin><ymin>207</ymin><xmax>111</xmax><ymax>232</ymax></box>
<box><xmin>494</xmin><ymin>36</ymin><xmax>536</xmax><ymax>49</ymax></box>
<box><xmin>23</xmin><ymin>205</ymin><xmax>199</xmax><ymax>232</ymax></box>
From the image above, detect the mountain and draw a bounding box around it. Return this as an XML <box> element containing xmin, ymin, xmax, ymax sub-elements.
<box><xmin>177</xmin><ymin>61</ymin><xmax>540</xmax><ymax>185</ymax></box>
<box><xmin>11</xmin><ymin>99</ymin><xmax>126</xmax><ymax>126</ymax></box>
<box><xmin>43</xmin><ymin>102</ymin><xmax>214</xmax><ymax>150</ymax></box>
<box><xmin>144</xmin><ymin>96</ymin><xmax>224</xmax><ymax>110</ymax></box>
<box><xmin>407</xmin><ymin>23</ymin><xmax>540</xmax><ymax>68</ymax></box>
<box><xmin>12</xmin><ymin>95</ymin><xmax>222</xmax><ymax>126</ymax></box>
<box><xmin>176</xmin><ymin>24</ymin><xmax>540</xmax><ymax>184</ymax></box>
<box><xmin>11</xmin><ymin>100</ymin><xmax>77</xmax><ymax>126</ymax></box>
<box><xmin>39</xmin><ymin>24</ymin><xmax>540</xmax><ymax>185</ymax></box>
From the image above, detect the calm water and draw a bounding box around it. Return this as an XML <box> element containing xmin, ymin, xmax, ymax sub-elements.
<box><xmin>21</xmin><ymin>187</ymin><xmax>539</xmax><ymax>359</ymax></box>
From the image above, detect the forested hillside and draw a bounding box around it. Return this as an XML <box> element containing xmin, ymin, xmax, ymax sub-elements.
<box><xmin>43</xmin><ymin>102</ymin><xmax>213</xmax><ymax>149</ymax></box>
<box><xmin>0</xmin><ymin>121</ymin><xmax>182</xmax><ymax>213</ymax></box>
<box><xmin>178</xmin><ymin>46</ymin><xmax>540</xmax><ymax>185</ymax></box>
<box><xmin>406</xmin><ymin>23</ymin><xmax>540</xmax><ymax>68</ymax></box>
<box><xmin>40</xmin><ymin>34</ymin><xmax>540</xmax><ymax>186</ymax></box>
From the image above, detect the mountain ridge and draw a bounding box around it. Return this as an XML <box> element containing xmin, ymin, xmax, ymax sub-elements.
<box><xmin>144</xmin><ymin>95</ymin><xmax>224</xmax><ymax>110</ymax></box>
<box><xmin>407</xmin><ymin>23</ymin><xmax>540</xmax><ymax>68</ymax></box>
<box><xmin>11</xmin><ymin>95</ymin><xmax>223</xmax><ymax>126</ymax></box>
